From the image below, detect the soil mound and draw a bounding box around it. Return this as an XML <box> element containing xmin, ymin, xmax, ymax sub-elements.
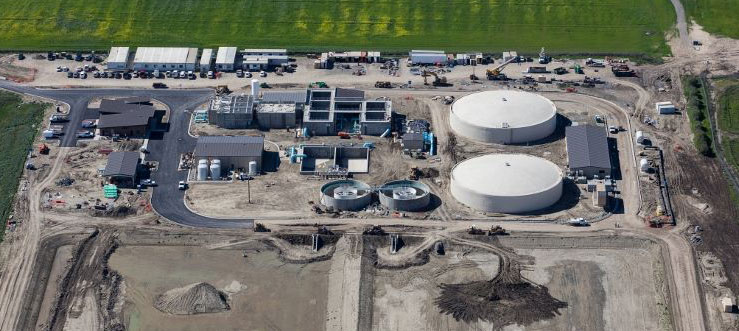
<box><xmin>154</xmin><ymin>282</ymin><xmax>230</xmax><ymax>315</ymax></box>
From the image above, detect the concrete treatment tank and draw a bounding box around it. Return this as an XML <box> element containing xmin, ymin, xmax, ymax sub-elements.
<box><xmin>450</xmin><ymin>154</ymin><xmax>563</xmax><ymax>213</ymax></box>
<box><xmin>197</xmin><ymin>159</ymin><xmax>208</xmax><ymax>181</ymax></box>
<box><xmin>210</xmin><ymin>159</ymin><xmax>221</xmax><ymax>180</ymax></box>
<box><xmin>450</xmin><ymin>90</ymin><xmax>557</xmax><ymax>144</ymax></box>
<box><xmin>378</xmin><ymin>180</ymin><xmax>431</xmax><ymax>212</ymax></box>
<box><xmin>320</xmin><ymin>180</ymin><xmax>372</xmax><ymax>211</ymax></box>
<box><xmin>248</xmin><ymin>161</ymin><xmax>258</xmax><ymax>176</ymax></box>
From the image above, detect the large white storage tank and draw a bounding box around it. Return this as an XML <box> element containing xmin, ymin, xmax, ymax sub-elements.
<box><xmin>450</xmin><ymin>154</ymin><xmax>563</xmax><ymax>213</ymax></box>
<box><xmin>449</xmin><ymin>90</ymin><xmax>557</xmax><ymax>144</ymax></box>
<box><xmin>197</xmin><ymin>159</ymin><xmax>208</xmax><ymax>181</ymax></box>
<box><xmin>210</xmin><ymin>159</ymin><xmax>221</xmax><ymax>180</ymax></box>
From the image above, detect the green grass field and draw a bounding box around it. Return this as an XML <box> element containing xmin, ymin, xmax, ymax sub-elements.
<box><xmin>682</xmin><ymin>0</ymin><xmax>739</xmax><ymax>39</ymax></box>
<box><xmin>718</xmin><ymin>84</ymin><xmax>739</xmax><ymax>134</ymax></box>
<box><xmin>0</xmin><ymin>92</ymin><xmax>47</xmax><ymax>241</ymax></box>
<box><xmin>0</xmin><ymin>0</ymin><xmax>674</xmax><ymax>56</ymax></box>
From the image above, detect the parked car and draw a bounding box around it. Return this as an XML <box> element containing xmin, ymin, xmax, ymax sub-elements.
<box><xmin>245</xmin><ymin>72</ymin><xmax>252</xmax><ymax>78</ymax></box>
<box><xmin>152</xmin><ymin>82</ymin><xmax>168</xmax><ymax>89</ymax></box>
<box><xmin>236</xmin><ymin>69</ymin><xmax>244</xmax><ymax>78</ymax></box>
<box><xmin>178</xmin><ymin>181</ymin><xmax>187</xmax><ymax>190</ymax></box>
<box><xmin>93</xmin><ymin>72</ymin><xmax>101</xmax><ymax>78</ymax></box>
<box><xmin>67</xmin><ymin>72</ymin><xmax>73</xmax><ymax>78</ymax></box>
<box><xmin>152</xmin><ymin>70</ymin><xmax>160</xmax><ymax>78</ymax></box>
<box><xmin>49</xmin><ymin>114</ymin><xmax>69</xmax><ymax>122</ymax></box>
<box><xmin>76</xmin><ymin>130</ymin><xmax>94</xmax><ymax>138</ymax></box>
<box><xmin>179</xmin><ymin>71</ymin><xmax>186</xmax><ymax>79</ymax></box>
<box><xmin>56</xmin><ymin>66</ymin><xmax>63</xmax><ymax>72</ymax></box>
<box><xmin>132</xmin><ymin>72</ymin><xmax>139</xmax><ymax>78</ymax></box>
<box><xmin>80</xmin><ymin>72</ymin><xmax>87</xmax><ymax>79</ymax></box>
<box><xmin>141</xmin><ymin>179</ymin><xmax>157</xmax><ymax>187</ymax></box>
<box><xmin>188</xmin><ymin>71</ymin><xmax>195</xmax><ymax>79</ymax></box>
<box><xmin>207</xmin><ymin>71</ymin><xmax>214</xmax><ymax>79</ymax></box>
<box><xmin>73</xmin><ymin>72</ymin><xmax>80</xmax><ymax>78</ymax></box>
<box><xmin>81</xmin><ymin>119</ymin><xmax>97</xmax><ymax>128</ymax></box>
<box><xmin>259</xmin><ymin>71</ymin><xmax>267</xmax><ymax>77</ymax></box>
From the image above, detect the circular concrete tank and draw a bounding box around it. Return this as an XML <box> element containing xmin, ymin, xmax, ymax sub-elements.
<box><xmin>450</xmin><ymin>154</ymin><xmax>563</xmax><ymax>213</ymax></box>
<box><xmin>450</xmin><ymin>90</ymin><xmax>557</xmax><ymax>144</ymax></box>
<box><xmin>379</xmin><ymin>180</ymin><xmax>431</xmax><ymax>212</ymax></box>
<box><xmin>320</xmin><ymin>180</ymin><xmax>372</xmax><ymax>211</ymax></box>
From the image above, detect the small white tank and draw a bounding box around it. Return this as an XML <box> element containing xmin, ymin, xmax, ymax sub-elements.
<box><xmin>393</xmin><ymin>187</ymin><xmax>417</xmax><ymax>200</ymax></box>
<box><xmin>210</xmin><ymin>159</ymin><xmax>221</xmax><ymax>180</ymax></box>
<box><xmin>640</xmin><ymin>158</ymin><xmax>649</xmax><ymax>173</ymax></box>
<box><xmin>635</xmin><ymin>131</ymin><xmax>645</xmax><ymax>144</ymax></box>
<box><xmin>248</xmin><ymin>161</ymin><xmax>258</xmax><ymax>176</ymax></box>
<box><xmin>334</xmin><ymin>186</ymin><xmax>358</xmax><ymax>200</ymax></box>
<box><xmin>251</xmin><ymin>79</ymin><xmax>260</xmax><ymax>97</ymax></box>
<box><xmin>197</xmin><ymin>159</ymin><xmax>208</xmax><ymax>181</ymax></box>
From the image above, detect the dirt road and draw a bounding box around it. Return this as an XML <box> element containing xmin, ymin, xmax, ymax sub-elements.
<box><xmin>0</xmin><ymin>146</ymin><xmax>70</xmax><ymax>330</ymax></box>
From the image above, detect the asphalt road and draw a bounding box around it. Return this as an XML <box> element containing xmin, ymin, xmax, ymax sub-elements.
<box><xmin>0</xmin><ymin>81</ymin><xmax>254</xmax><ymax>228</ymax></box>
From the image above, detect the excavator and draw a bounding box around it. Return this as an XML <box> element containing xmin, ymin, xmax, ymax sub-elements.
<box><xmin>422</xmin><ymin>70</ymin><xmax>452</xmax><ymax>87</ymax></box>
<box><xmin>486</xmin><ymin>56</ymin><xmax>517</xmax><ymax>80</ymax></box>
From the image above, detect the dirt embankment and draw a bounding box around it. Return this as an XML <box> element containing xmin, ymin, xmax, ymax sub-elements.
<box><xmin>43</xmin><ymin>229</ymin><xmax>123</xmax><ymax>331</ymax></box>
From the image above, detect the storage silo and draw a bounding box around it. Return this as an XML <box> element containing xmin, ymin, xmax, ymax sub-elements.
<box><xmin>210</xmin><ymin>159</ymin><xmax>221</xmax><ymax>180</ymax></box>
<box><xmin>450</xmin><ymin>154</ymin><xmax>563</xmax><ymax>213</ymax></box>
<box><xmin>197</xmin><ymin>159</ymin><xmax>209</xmax><ymax>181</ymax></box>
<box><xmin>378</xmin><ymin>180</ymin><xmax>431</xmax><ymax>211</ymax></box>
<box><xmin>320</xmin><ymin>180</ymin><xmax>372</xmax><ymax>211</ymax></box>
<box><xmin>449</xmin><ymin>90</ymin><xmax>557</xmax><ymax>144</ymax></box>
<box><xmin>248</xmin><ymin>160</ymin><xmax>259</xmax><ymax>176</ymax></box>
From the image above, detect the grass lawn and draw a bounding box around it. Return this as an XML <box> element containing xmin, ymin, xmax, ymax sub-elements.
<box><xmin>0</xmin><ymin>92</ymin><xmax>47</xmax><ymax>241</ymax></box>
<box><xmin>0</xmin><ymin>0</ymin><xmax>674</xmax><ymax>56</ymax></box>
<box><xmin>682</xmin><ymin>0</ymin><xmax>739</xmax><ymax>39</ymax></box>
<box><xmin>718</xmin><ymin>84</ymin><xmax>739</xmax><ymax>134</ymax></box>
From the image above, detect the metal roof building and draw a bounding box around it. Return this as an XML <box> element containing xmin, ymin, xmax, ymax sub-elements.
<box><xmin>194</xmin><ymin>136</ymin><xmax>264</xmax><ymax>170</ymax></box>
<box><xmin>565</xmin><ymin>125</ymin><xmax>612</xmax><ymax>178</ymax></box>
<box><xmin>215</xmin><ymin>47</ymin><xmax>238</xmax><ymax>71</ymax></box>
<box><xmin>106</xmin><ymin>47</ymin><xmax>130</xmax><ymax>70</ymax></box>
<box><xmin>103</xmin><ymin>151</ymin><xmax>140</xmax><ymax>187</ymax></box>
<box><xmin>241</xmin><ymin>49</ymin><xmax>288</xmax><ymax>70</ymax></box>
<box><xmin>261</xmin><ymin>90</ymin><xmax>308</xmax><ymax>104</ymax></box>
<box><xmin>132</xmin><ymin>47</ymin><xmax>198</xmax><ymax>71</ymax></box>
<box><xmin>409</xmin><ymin>50</ymin><xmax>447</xmax><ymax>65</ymax></box>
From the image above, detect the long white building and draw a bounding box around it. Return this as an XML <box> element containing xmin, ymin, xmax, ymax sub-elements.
<box><xmin>106</xmin><ymin>47</ymin><xmax>130</xmax><ymax>70</ymax></box>
<box><xmin>132</xmin><ymin>47</ymin><xmax>198</xmax><ymax>71</ymax></box>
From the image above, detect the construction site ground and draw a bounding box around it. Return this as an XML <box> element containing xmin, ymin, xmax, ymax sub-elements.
<box><xmin>4</xmin><ymin>10</ymin><xmax>739</xmax><ymax>331</ymax></box>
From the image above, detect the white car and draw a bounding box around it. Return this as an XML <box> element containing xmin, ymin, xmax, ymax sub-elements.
<box><xmin>259</xmin><ymin>71</ymin><xmax>267</xmax><ymax>77</ymax></box>
<box><xmin>179</xmin><ymin>71</ymin><xmax>186</xmax><ymax>79</ymax></box>
<box><xmin>178</xmin><ymin>181</ymin><xmax>187</xmax><ymax>190</ymax></box>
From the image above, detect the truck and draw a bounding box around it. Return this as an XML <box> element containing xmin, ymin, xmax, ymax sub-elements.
<box><xmin>49</xmin><ymin>114</ymin><xmax>69</xmax><ymax>122</ymax></box>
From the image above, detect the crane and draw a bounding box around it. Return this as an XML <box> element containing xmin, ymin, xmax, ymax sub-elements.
<box><xmin>486</xmin><ymin>56</ymin><xmax>517</xmax><ymax>80</ymax></box>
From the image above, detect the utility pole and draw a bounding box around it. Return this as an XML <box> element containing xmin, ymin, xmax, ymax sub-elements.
<box><xmin>247</xmin><ymin>178</ymin><xmax>251</xmax><ymax>204</ymax></box>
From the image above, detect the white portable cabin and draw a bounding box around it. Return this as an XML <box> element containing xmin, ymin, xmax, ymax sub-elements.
<box><xmin>106</xmin><ymin>47</ymin><xmax>130</xmax><ymax>70</ymax></box>
<box><xmin>409</xmin><ymin>50</ymin><xmax>447</xmax><ymax>65</ymax></box>
<box><xmin>200</xmin><ymin>48</ymin><xmax>214</xmax><ymax>72</ymax></box>
<box><xmin>216</xmin><ymin>47</ymin><xmax>238</xmax><ymax>71</ymax></box>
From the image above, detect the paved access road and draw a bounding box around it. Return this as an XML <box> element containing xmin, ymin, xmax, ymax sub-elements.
<box><xmin>0</xmin><ymin>81</ymin><xmax>253</xmax><ymax>228</ymax></box>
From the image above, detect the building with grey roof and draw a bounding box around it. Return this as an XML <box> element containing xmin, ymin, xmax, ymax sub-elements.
<box><xmin>103</xmin><ymin>151</ymin><xmax>140</xmax><ymax>187</ymax></box>
<box><xmin>97</xmin><ymin>99</ymin><xmax>156</xmax><ymax>137</ymax></box>
<box><xmin>255</xmin><ymin>90</ymin><xmax>308</xmax><ymax>130</ymax></box>
<box><xmin>565</xmin><ymin>125</ymin><xmax>612</xmax><ymax>178</ymax></box>
<box><xmin>215</xmin><ymin>47</ymin><xmax>238</xmax><ymax>71</ymax></box>
<box><xmin>194</xmin><ymin>136</ymin><xmax>264</xmax><ymax>170</ymax></box>
<box><xmin>132</xmin><ymin>47</ymin><xmax>198</xmax><ymax>71</ymax></box>
<box><xmin>208</xmin><ymin>95</ymin><xmax>254</xmax><ymax>129</ymax></box>
<box><xmin>303</xmin><ymin>88</ymin><xmax>391</xmax><ymax>136</ymax></box>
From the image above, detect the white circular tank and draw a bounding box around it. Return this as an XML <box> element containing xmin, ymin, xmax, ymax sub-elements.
<box><xmin>451</xmin><ymin>154</ymin><xmax>563</xmax><ymax>213</ymax></box>
<box><xmin>210</xmin><ymin>159</ymin><xmax>221</xmax><ymax>180</ymax></box>
<box><xmin>197</xmin><ymin>159</ymin><xmax>208</xmax><ymax>181</ymax></box>
<box><xmin>450</xmin><ymin>90</ymin><xmax>557</xmax><ymax>144</ymax></box>
<box><xmin>248</xmin><ymin>161</ymin><xmax>258</xmax><ymax>176</ymax></box>
<box><xmin>640</xmin><ymin>158</ymin><xmax>649</xmax><ymax>173</ymax></box>
<box><xmin>378</xmin><ymin>180</ymin><xmax>431</xmax><ymax>212</ymax></box>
